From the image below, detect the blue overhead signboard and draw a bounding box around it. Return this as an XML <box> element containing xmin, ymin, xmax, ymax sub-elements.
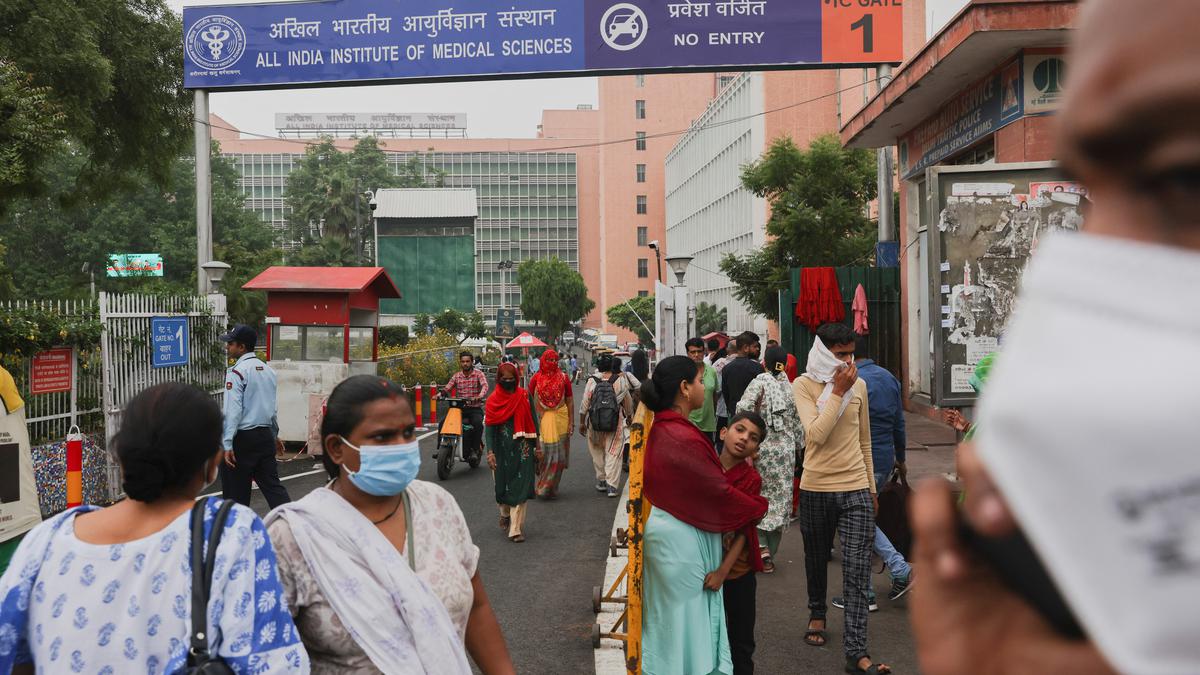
<box><xmin>151</xmin><ymin>317</ymin><xmax>190</xmax><ymax>368</ymax></box>
<box><xmin>183</xmin><ymin>0</ymin><xmax>903</xmax><ymax>90</ymax></box>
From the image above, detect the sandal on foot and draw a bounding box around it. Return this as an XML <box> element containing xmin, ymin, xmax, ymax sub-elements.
<box><xmin>760</xmin><ymin>548</ymin><xmax>775</xmax><ymax>574</ymax></box>
<box><xmin>510</xmin><ymin>534</ymin><xmax>526</xmax><ymax>543</ymax></box>
<box><xmin>845</xmin><ymin>655</ymin><xmax>891</xmax><ymax>674</ymax></box>
<box><xmin>803</xmin><ymin>619</ymin><xmax>826</xmax><ymax>647</ymax></box>
<box><xmin>499</xmin><ymin>516</ymin><xmax>511</xmax><ymax>531</ymax></box>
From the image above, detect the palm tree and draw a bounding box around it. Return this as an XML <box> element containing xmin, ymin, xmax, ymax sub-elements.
<box><xmin>696</xmin><ymin>302</ymin><xmax>728</xmax><ymax>335</ymax></box>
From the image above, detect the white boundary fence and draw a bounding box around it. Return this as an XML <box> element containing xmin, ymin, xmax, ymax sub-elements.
<box><xmin>0</xmin><ymin>299</ymin><xmax>103</xmax><ymax>445</ymax></box>
<box><xmin>99</xmin><ymin>292</ymin><xmax>229</xmax><ymax>437</ymax></box>
<box><xmin>99</xmin><ymin>292</ymin><xmax>229</xmax><ymax>500</ymax></box>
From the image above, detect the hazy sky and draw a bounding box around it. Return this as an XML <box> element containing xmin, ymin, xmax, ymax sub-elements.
<box><xmin>171</xmin><ymin>0</ymin><xmax>966</xmax><ymax>140</ymax></box>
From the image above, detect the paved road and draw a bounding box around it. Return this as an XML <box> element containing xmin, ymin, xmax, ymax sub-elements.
<box><xmin>218</xmin><ymin>373</ymin><xmax>615</xmax><ymax>674</ymax></box>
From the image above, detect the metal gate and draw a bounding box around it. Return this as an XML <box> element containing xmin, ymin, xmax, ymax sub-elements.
<box><xmin>99</xmin><ymin>293</ymin><xmax>228</xmax><ymax>496</ymax></box>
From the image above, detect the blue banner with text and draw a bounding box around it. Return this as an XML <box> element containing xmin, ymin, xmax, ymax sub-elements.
<box><xmin>183</xmin><ymin>0</ymin><xmax>901</xmax><ymax>90</ymax></box>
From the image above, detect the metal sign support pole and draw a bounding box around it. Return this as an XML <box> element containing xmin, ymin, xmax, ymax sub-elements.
<box><xmin>876</xmin><ymin>65</ymin><xmax>895</xmax><ymax>242</ymax></box>
<box><xmin>194</xmin><ymin>89</ymin><xmax>213</xmax><ymax>295</ymax></box>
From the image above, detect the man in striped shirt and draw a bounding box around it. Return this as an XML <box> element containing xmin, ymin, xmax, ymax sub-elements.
<box><xmin>444</xmin><ymin>351</ymin><xmax>489</xmax><ymax>459</ymax></box>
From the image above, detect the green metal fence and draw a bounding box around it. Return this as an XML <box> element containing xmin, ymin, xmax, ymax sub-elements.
<box><xmin>779</xmin><ymin>266</ymin><xmax>902</xmax><ymax>378</ymax></box>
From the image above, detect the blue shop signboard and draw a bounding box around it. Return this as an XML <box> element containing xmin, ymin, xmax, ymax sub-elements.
<box><xmin>183</xmin><ymin>0</ymin><xmax>904</xmax><ymax>91</ymax></box>
<box><xmin>898</xmin><ymin>58</ymin><xmax>1025</xmax><ymax>180</ymax></box>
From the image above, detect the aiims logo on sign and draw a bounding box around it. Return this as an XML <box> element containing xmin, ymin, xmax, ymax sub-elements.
<box><xmin>186</xmin><ymin>15</ymin><xmax>247</xmax><ymax>71</ymax></box>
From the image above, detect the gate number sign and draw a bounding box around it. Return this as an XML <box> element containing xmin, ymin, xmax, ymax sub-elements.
<box><xmin>151</xmin><ymin>317</ymin><xmax>190</xmax><ymax>368</ymax></box>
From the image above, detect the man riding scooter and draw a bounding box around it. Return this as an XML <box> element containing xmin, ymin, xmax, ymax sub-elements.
<box><xmin>442</xmin><ymin>351</ymin><xmax>488</xmax><ymax>460</ymax></box>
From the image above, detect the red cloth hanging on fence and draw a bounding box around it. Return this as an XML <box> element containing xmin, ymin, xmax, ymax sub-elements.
<box><xmin>795</xmin><ymin>267</ymin><xmax>846</xmax><ymax>332</ymax></box>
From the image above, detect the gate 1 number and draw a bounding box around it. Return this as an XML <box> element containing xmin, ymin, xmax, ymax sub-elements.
<box><xmin>851</xmin><ymin>13</ymin><xmax>874</xmax><ymax>53</ymax></box>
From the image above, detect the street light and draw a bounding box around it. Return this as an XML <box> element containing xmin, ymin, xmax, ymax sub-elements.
<box><xmin>497</xmin><ymin>259</ymin><xmax>516</xmax><ymax>313</ymax></box>
<box><xmin>665</xmin><ymin>255</ymin><xmax>693</xmax><ymax>286</ymax></box>
<box><xmin>647</xmin><ymin>240</ymin><xmax>663</xmax><ymax>283</ymax></box>
<box><xmin>200</xmin><ymin>260</ymin><xmax>231</xmax><ymax>294</ymax></box>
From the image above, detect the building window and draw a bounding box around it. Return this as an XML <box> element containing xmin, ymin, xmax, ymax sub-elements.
<box><xmin>636</xmin><ymin>132</ymin><xmax>647</xmax><ymax>151</ymax></box>
<box><xmin>636</xmin><ymin>196</ymin><xmax>647</xmax><ymax>215</ymax></box>
<box><xmin>635</xmin><ymin>74</ymin><xmax>645</xmax><ymax>88</ymax></box>
<box><xmin>638</xmin><ymin>290</ymin><xmax>649</xmax><ymax>298</ymax></box>
<box><xmin>637</xmin><ymin>226</ymin><xmax>648</xmax><ymax>246</ymax></box>
<box><xmin>717</xmin><ymin>75</ymin><xmax>736</xmax><ymax>92</ymax></box>
<box><xmin>638</xmin><ymin>259</ymin><xmax>649</xmax><ymax>278</ymax></box>
<box><xmin>635</xmin><ymin>99</ymin><xmax>646</xmax><ymax>119</ymax></box>
<box><xmin>636</xmin><ymin>164</ymin><xmax>646</xmax><ymax>183</ymax></box>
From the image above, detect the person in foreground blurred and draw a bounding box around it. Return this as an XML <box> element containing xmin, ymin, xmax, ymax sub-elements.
<box><xmin>911</xmin><ymin>1</ymin><xmax>1200</xmax><ymax>672</ymax></box>
<box><xmin>266</xmin><ymin>375</ymin><xmax>514</xmax><ymax>674</ymax></box>
<box><xmin>0</xmin><ymin>383</ymin><xmax>307</xmax><ymax>674</ymax></box>
<box><xmin>640</xmin><ymin>356</ymin><xmax>768</xmax><ymax>675</ymax></box>
<box><xmin>485</xmin><ymin>363</ymin><xmax>541</xmax><ymax>542</ymax></box>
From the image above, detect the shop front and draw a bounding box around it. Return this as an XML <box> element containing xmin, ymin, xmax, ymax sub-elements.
<box><xmin>841</xmin><ymin>0</ymin><xmax>1081</xmax><ymax>416</ymax></box>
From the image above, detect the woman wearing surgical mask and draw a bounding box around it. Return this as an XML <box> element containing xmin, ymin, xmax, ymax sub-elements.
<box><xmin>266</xmin><ymin>375</ymin><xmax>514</xmax><ymax>674</ymax></box>
<box><xmin>484</xmin><ymin>363</ymin><xmax>541</xmax><ymax>542</ymax></box>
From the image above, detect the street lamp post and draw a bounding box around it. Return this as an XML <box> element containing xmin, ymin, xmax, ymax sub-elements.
<box><xmin>664</xmin><ymin>255</ymin><xmax>694</xmax><ymax>357</ymax></box>
<box><xmin>648</xmin><ymin>240</ymin><xmax>664</xmax><ymax>283</ymax></box>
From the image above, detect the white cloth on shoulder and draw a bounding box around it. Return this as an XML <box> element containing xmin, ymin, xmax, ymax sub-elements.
<box><xmin>265</xmin><ymin>488</ymin><xmax>471</xmax><ymax>675</ymax></box>
<box><xmin>802</xmin><ymin>337</ymin><xmax>853</xmax><ymax>420</ymax></box>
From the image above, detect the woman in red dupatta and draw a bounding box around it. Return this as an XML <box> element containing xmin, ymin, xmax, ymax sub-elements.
<box><xmin>528</xmin><ymin>349</ymin><xmax>574</xmax><ymax>499</ymax></box>
<box><xmin>639</xmin><ymin>356</ymin><xmax>767</xmax><ymax>675</ymax></box>
<box><xmin>484</xmin><ymin>363</ymin><xmax>541</xmax><ymax>542</ymax></box>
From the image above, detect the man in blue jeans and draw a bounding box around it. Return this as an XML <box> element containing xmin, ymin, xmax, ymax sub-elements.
<box><xmin>834</xmin><ymin>338</ymin><xmax>915</xmax><ymax>612</ymax></box>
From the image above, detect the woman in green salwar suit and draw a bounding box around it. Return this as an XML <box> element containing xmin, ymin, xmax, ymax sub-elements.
<box><xmin>484</xmin><ymin>362</ymin><xmax>542</xmax><ymax>542</ymax></box>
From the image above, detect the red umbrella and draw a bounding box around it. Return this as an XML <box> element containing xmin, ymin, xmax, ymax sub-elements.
<box><xmin>506</xmin><ymin>332</ymin><xmax>548</xmax><ymax>349</ymax></box>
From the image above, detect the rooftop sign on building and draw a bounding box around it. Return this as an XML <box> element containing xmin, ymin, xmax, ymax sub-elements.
<box><xmin>275</xmin><ymin>112</ymin><xmax>467</xmax><ymax>131</ymax></box>
<box><xmin>183</xmin><ymin>0</ymin><xmax>903</xmax><ymax>91</ymax></box>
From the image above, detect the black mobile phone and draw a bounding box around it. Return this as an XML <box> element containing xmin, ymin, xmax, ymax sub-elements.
<box><xmin>958</xmin><ymin>522</ymin><xmax>1085</xmax><ymax>640</ymax></box>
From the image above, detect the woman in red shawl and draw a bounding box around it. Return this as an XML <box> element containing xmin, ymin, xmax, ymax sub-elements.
<box><xmin>639</xmin><ymin>356</ymin><xmax>768</xmax><ymax>675</ymax></box>
<box><xmin>528</xmin><ymin>349</ymin><xmax>574</xmax><ymax>499</ymax></box>
<box><xmin>484</xmin><ymin>363</ymin><xmax>541</xmax><ymax>542</ymax></box>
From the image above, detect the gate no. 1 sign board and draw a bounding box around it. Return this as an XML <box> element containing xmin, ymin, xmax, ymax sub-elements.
<box><xmin>151</xmin><ymin>317</ymin><xmax>190</xmax><ymax>368</ymax></box>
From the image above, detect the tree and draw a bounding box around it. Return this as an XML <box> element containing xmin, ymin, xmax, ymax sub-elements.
<box><xmin>0</xmin><ymin>0</ymin><xmax>191</xmax><ymax>209</ymax></box>
<box><xmin>285</xmin><ymin>138</ymin><xmax>442</xmax><ymax>265</ymax></box>
<box><xmin>516</xmin><ymin>258</ymin><xmax>595</xmax><ymax>340</ymax></box>
<box><xmin>412</xmin><ymin>313</ymin><xmax>433</xmax><ymax>336</ymax></box>
<box><xmin>695</xmin><ymin>301</ymin><xmax>728</xmax><ymax>335</ymax></box>
<box><xmin>0</xmin><ymin>142</ymin><xmax>279</xmax><ymax>326</ymax></box>
<box><xmin>432</xmin><ymin>309</ymin><xmax>465</xmax><ymax>339</ymax></box>
<box><xmin>464</xmin><ymin>311</ymin><xmax>488</xmax><ymax>341</ymax></box>
<box><xmin>722</xmin><ymin>134</ymin><xmax>877</xmax><ymax>320</ymax></box>
<box><xmin>606</xmin><ymin>296</ymin><xmax>656</xmax><ymax>346</ymax></box>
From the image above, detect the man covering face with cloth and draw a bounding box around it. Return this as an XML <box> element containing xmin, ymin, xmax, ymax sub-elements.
<box><xmin>792</xmin><ymin>322</ymin><xmax>888</xmax><ymax>675</ymax></box>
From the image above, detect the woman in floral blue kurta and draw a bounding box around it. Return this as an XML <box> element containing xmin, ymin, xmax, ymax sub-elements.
<box><xmin>736</xmin><ymin>347</ymin><xmax>803</xmax><ymax>572</ymax></box>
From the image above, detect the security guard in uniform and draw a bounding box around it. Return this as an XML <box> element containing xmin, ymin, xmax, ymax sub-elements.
<box><xmin>219</xmin><ymin>325</ymin><xmax>291</xmax><ymax>508</ymax></box>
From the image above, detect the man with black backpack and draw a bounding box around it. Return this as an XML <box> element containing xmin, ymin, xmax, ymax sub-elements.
<box><xmin>579</xmin><ymin>353</ymin><xmax>639</xmax><ymax>497</ymax></box>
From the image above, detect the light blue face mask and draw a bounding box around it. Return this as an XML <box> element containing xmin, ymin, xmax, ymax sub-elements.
<box><xmin>339</xmin><ymin>437</ymin><xmax>421</xmax><ymax>497</ymax></box>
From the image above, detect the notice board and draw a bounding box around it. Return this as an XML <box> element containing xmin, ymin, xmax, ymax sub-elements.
<box><xmin>927</xmin><ymin>163</ymin><xmax>1087</xmax><ymax>406</ymax></box>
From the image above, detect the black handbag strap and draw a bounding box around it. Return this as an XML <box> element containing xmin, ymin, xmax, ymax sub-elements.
<box><xmin>889</xmin><ymin>467</ymin><xmax>911</xmax><ymax>490</ymax></box>
<box><xmin>189</xmin><ymin>498</ymin><xmax>237</xmax><ymax>664</ymax></box>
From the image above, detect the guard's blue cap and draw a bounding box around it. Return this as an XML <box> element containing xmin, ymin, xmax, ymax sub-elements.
<box><xmin>220</xmin><ymin>324</ymin><xmax>257</xmax><ymax>349</ymax></box>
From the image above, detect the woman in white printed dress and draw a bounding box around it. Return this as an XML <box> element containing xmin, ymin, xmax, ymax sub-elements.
<box><xmin>0</xmin><ymin>383</ymin><xmax>308</xmax><ymax>674</ymax></box>
<box><xmin>736</xmin><ymin>345</ymin><xmax>804</xmax><ymax>574</ymax></box>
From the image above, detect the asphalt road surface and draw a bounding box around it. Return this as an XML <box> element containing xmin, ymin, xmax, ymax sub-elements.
<box><xmin>214</xmin><ymin>375</ymin><xmax>615</xmax><ymax>674</ymax></box>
